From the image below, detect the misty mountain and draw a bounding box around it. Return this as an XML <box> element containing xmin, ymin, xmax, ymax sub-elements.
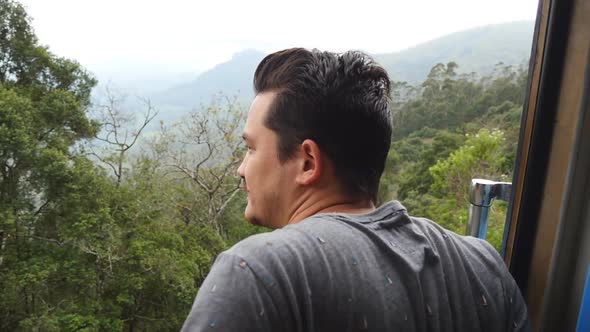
<box><xmin>130</xmin><ymin>21</ymin><xmax>535</xmax><ymax>123</ymax></box>
<box><xmin>89</xmin><ymin>61</ymin><xmax>201</xmax><ymax>95</ymax></box>
<box><xmin>151</xmin><ymin>49</ymin><xmax>266</xmax><ymax>118</ymax></box>
<box><xmin>373</xmin><ymin>21</ymin><xmax>534</xmax><ymax>83</ymax></box>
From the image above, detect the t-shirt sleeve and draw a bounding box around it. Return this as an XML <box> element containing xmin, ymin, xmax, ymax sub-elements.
<box><xmin>180</xmin><ymin>252</ymin><xmax>281</xmax><ymax>332</ymax></box>
<box><xmin>480</xmin><ymin>239</ymin><xmax>531</xmax><ymax>331</ymax></box>
<box><xmin>473</xmin><ymin>237</ymin><xmax>531</xmax><ymax>331</ymax></box>
<box><xmin>504</xmin><ymin>270</ymin><xmax>532</xmax><ymax>332</ymax></box>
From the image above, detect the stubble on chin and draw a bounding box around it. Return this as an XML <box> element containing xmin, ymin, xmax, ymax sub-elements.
<box><xmin>244</xmin><ymin>191</ymin><xmax>281</xmax><ymax>229</ymax></box>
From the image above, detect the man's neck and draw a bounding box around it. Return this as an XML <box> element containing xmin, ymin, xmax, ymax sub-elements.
<box><xmin>286</xmin><ymin>193</ymin><xmax>375</xmax><ymax>225</ymax></box>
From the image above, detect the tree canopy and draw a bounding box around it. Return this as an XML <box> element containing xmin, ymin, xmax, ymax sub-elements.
<box><xmin>0</xmin><ymin>1</ymin><xmax>528</xmax><ymax>330</ymax></box>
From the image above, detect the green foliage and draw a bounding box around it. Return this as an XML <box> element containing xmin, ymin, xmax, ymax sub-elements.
<box><xmin>0</xmin><ymin>3</ymin><xmax>103</xmax><ymax>328</ymax></box>
<box><xmin>0</xmin><ymin>2</ymin><xmax>240</xmax><ymax>330</ymax></box>
<box><xmin>0</xmin><ymin>1</ymin><xmax>528</xmax><ymax>329</ymax></box>
<box><xmin>430</xmin><ymin>128</ymin><xmax>507</xmax><ymax>199</ymax></box>
<box><xmin>392</xmin><ymin>62</ymin><xmax>482</xmax><ymax>139</ymax></box>
<box><xmin>427</xmin><ymin>129</ymin><xmax>508</xmax><ymax>248</ymax></box>
<box><xmin>381</xmin><ymin>62</ymin><xmax>527</xmax><ymax>250</ymax></box>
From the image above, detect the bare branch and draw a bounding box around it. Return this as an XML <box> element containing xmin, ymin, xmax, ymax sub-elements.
<box><xmin>33</xmin><ymin>200</ymin><xmax>50</xmax><ymax>216</ymax></box>
<box><xmin>215</xmin><ymin>186</ymin><xmax>241</xmax><ymax>218</ymax></box>
<box><xmin>88</xmin><ymin>151</ymin><xmax>119</xmax><ymax>179</ymax></box>
<box><xmin>27</xmin><ymin>235</ymin><xmax>68</xmax><ymax>246</ymax></box>
<box><xmin>125</xmin><ymin>98</ymin><xmax>158</xmax><ymax>150</ymax></box>
<box><xmin>167</xmin><ymin>164</ymin><xmax>212</xmax><ymax>193</ymax></box>
<box><xmin>133</xmin><ymin>314</ymin><xmax>166</xmax><ymax>322</ymax></box>
<box><xmin>155</xmin><ymin>94</ymin><xmax>246</xmax><ymax>236</ymax></box>
<box><xmin>91</xmin><ymin>86</ymin><xmax>158</xmax><ymax>184</ymax></box>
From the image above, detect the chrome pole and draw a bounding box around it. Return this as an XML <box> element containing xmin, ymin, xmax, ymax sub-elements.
<box><xmin>466</xmin><ymin>179</ymin><xmax>512</xmax><ymax>239</ymax></box>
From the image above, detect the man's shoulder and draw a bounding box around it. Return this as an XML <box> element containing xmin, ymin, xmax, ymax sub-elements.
<box><xmin>408</xmin><ymin>214</ymin><xmax>507</xmax><ymax>274</ymax></box>
<box><xmin>225</xmin><ymin>229</ymin><xmax>290</xmax><ymax>258</ymax></box>
<box><xmin>225</xmin><ymin>217</ymin><xmax>336</xmax><ymax>261</ymax></box>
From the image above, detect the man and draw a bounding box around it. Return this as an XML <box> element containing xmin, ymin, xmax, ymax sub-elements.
<box><xmin>181</xmin><ymin>48</ymin><xmax>529</xmax><ymax>331</ymax></box>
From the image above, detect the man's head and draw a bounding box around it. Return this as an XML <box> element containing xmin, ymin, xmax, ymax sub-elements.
<box><xmin>238</xmin><ymin>48</ymin><xmax>392</xmax><ymax>228</ymax></box>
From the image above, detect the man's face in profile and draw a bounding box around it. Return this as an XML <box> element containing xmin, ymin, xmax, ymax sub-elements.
<box><xmin>237</xmin><ymin>91</ymin><xmax>299</xmax><ymax>229</ymax></box>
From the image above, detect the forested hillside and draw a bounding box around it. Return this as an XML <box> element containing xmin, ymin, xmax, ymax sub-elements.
<box><xmin>0</xmin><ymin>1</ymin><xmax>529</xmax><ymax>330</ymax></box>
<box><xmin>379</xmin><ymin>61</ymin><xmax>527</xmax><ymax>248</ymax></box>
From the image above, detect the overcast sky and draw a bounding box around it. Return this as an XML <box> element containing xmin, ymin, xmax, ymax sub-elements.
<box><xmin>18</xmin><ymin>0</ymin><xmax>539</xmax><ymax>75</ymax></box>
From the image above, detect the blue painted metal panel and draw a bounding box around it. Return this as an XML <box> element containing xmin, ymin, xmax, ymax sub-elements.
<box><xmin>577</xmin><ymin>263</ymin><xmax>590</xmax><ymax>331</ymax></box>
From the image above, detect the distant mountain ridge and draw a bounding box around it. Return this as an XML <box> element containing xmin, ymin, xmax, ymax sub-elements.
<box><xmin>150</xmin><ymin>21</ymin><xmax>535</xmax><ymax>120</ymax></box>
<box><xmin>373</xmin><ymin>21</ymin><xmax>534</xmax><ymax>83</ymax></box>
<box><xmin>152</xmin><ymin>49</ymin><xmax>265</xmax><ymax>114</ymax></box>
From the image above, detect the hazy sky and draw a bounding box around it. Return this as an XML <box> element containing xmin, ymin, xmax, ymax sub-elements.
<box><xmin>18</xmin><ymin>0</ymin><xmax>539</xmax><ymax>74</ymax></box>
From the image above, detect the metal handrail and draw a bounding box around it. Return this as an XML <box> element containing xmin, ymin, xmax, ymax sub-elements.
<box><xmin>466</xmin><ymin>179</ymin><xmax>512</xmax><ymax>239</ymax></box>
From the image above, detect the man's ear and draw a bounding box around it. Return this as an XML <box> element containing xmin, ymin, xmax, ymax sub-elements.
<box><xmin>295</xmin><ymin>139</ymin><xmax>323</xmax><ymax>186</ymax></box>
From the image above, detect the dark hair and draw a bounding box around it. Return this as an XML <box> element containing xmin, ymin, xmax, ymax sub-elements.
<box><xmin>253</xmin><ymin>48</ymin><xmax>392</xmax><ymax>202</ymax></box>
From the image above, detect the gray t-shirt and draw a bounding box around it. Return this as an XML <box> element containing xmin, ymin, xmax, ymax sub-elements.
<box><xmin>181</xmin><ymin>201</ymin><xmax>529</xmax><ymax>331</ymax></box>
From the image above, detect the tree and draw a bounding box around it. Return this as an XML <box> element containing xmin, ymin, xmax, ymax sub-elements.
<box><xmin>381</xmin><ymin>62</ymin><xmax>528</xmax><ymax>250</ymax></box>
<box><xmin>0</xmin><ymin>1</ymin><xmax>101</xmax><ymax>329</ymax></box>
<box><xmin>392</xmin><ymin>62</ymin><xmax>484</xmax><ymax>139</ymax></box>
<box><xmin>88</xmin><ymin>86</ymin><xmax>158</xmax><ymax>186</ymax></box>
<box><xmin>429</xmin><ymin>128</ymin><xmax>507</xmax><ymax>202</ymax></box>
<box><xmin>157</xmin><ymin>95</ymin><xmax>247</xmax><ymax>238</ymax></box>
<box><xmin>427</xmin><ymin>128</ymin><xmax>508</xmax><ymax>247</ymax></box>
